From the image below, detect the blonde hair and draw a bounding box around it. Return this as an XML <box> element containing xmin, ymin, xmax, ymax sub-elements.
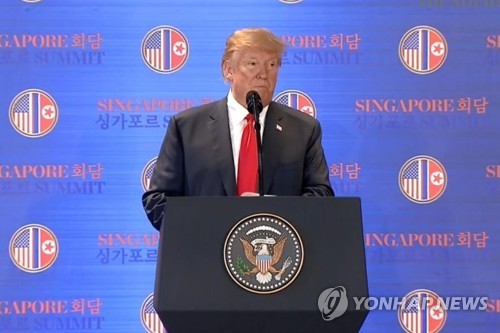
<box><xmin>221</xmin><ymin>28</ymin><xmax>286</xmax><ymax>79</ymax></box>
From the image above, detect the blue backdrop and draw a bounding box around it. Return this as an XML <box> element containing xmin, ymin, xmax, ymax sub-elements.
<box><xmin>1</xmin><ymin>0</ymin><xmax>499</xmax><ymax>332</ymax></box>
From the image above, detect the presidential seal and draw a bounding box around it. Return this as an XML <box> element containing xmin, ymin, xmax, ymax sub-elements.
<box><xmin>224</xmin><ymin>214</ymin><xmax>304</xmax><ymax>294</ymax></box>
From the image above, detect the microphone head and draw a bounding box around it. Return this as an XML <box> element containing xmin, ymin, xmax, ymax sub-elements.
<box><xmin>246</xmin><ymin>90</ymin><xmax>263</xmax><ymax>116</ymax></box>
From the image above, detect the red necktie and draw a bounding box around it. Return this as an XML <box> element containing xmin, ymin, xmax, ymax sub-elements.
<box><xmin>237</xmin><ymin>114</ymin><xmax>258</xmax><ymax>196</ymax></box>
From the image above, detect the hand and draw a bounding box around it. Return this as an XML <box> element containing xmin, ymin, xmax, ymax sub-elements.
<box><xmin>241</xmin><ymin>192</ymin><xmax>259</xmax><ymax>197</ymax></box>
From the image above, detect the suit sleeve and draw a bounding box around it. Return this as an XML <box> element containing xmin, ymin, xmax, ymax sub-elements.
<box><xmin>301</xmin><ymin>120</ymin><xmax>335</xmax><ymax>197</ymax></box>
<box><xmin>142</xmin><ymin>116</ymin><xmax>185</xmax><ymax>230</ymax></box>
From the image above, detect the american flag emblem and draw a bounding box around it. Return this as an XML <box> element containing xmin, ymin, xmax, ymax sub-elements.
<box><xmin>141</xmin><ymin>293</ymin><xmax>166</xmax><ymax>333</ymax></box>
<box><xmin>9</xmin><ymin>224</ymin><xmax>58</xmax><ymax>273</ymax></box>
<box><xmin>256</xmin><ymin>255</ymin><xmax>272</xmax><ymax>273</ymax></box>
<box><xmin>274</xmin><ymin>90</ymin><xmax>317</xmax><ymax>118</ymax></box>
<box><xmin>142</xmin><ymin>26</ymin><xmax>189</xmax><ymax>74</ymax></box>
<box><xmin>399</xmin><ymin>155</ymin><xmax>447</xmax><ymax>204</ymax></box>
<box><xmin>399</xmin><ymin>26</ymin><xmax>447</xmax><ymax>74</ymax></box>
<box><xmin>9</xmin><ymin>89</ymin><xmax>58</xmax><ymax>138</ymax></box>
<box><xmin>142</xmin><ymin>158</ymin><xmax>158</xmax><ymax>191</ymax></box>
<box><xmin>398</xmin><ymin>289</ymin><xmax>446</xmax><ymax>333</ymax></box>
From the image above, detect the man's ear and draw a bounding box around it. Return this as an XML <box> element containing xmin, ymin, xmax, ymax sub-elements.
<box><xmin>222</xmin><ymin>60</ymin><xmax>233</xmax><ymax>82</ymax></box>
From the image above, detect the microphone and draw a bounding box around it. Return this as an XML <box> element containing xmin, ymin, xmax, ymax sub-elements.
<box><xmin>246</xmin><ymin>90</ymin><xmax>263</xmax><ymax>118</ymax></box>
<box><xmin>245</xmin><ymin>91</ymin><xmax>264</xmax><ymax>196</ymax></box>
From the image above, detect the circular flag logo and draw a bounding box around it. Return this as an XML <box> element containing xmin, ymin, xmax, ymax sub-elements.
<box><xmin>399</xmin><ymin>26</ymin><xmax>447</xmax><ymax>74</ymax></box>
<box><xmin>9</xmin><ymin>224</ymin><xmax>58</xmax><ymax>273</ymax></box>
<box><xmin>140</xmin><ymin>293</ymin><xmax>166</xmax><ymax>333</ymax></box>
<box><xmin>9</xmin><ymin>89</ymin><xmax>58</xmax><ymax>138</ymax></box>
<box><xmin>224</xmin><ymin>214</ymin><xmax>304</xmax><ymax>294</ymax></box>
<box><xmin>142</xmin><ymin>26</ymin><xmax>189</xmax><ymax>74</ymax></box>
<box><xmin>398</xmin><ymin>289</ymin><xmax>446</xmax><ymax>333</ymax></box>
<box><xmin>399</xmin><ymin>155</ymin><xmax>447</xmax><ymax>204</ymax></box>
<box><xmin>274</xmin><ymin>90</ymin><xmax>317</xmax><ymax>118</ymax></box>
<box><xmin>142</xmin><ymin>157</ymin><xmax>158</xmax><ymax>191</ymax></box>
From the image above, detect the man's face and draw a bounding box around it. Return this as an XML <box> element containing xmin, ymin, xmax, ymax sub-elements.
<box><xmin>223</xmin><ymin>49</ymin><xmax>280</xmax><ymax>108</ymax></box>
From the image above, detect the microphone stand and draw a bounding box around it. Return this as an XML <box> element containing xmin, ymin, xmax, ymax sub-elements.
<box><xmin>246</xmin><ymin>91</ymin><xmax>264</xmax><ymax>196</ymax></box>
<box><xmin>254</xmin><ymin>110</ymin><xmax>264</xmax><ymax>196</ymax></box>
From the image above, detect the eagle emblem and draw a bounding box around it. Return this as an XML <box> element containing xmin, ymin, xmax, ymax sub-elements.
<box><xmin>224</xmin><ymin>214</ymin><xmax>304</xmax><ymax>294</ymax></box>
<box><xmin>241</xmin><ymin>236</ymin><xmax>292</xmax><ymax>284</ymax></box>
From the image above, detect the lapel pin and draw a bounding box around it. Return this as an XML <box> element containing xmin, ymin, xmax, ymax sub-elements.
<box><xmin>276</xmin><ymin>124</ymin><xmax>282</xmax><ymax>132</ymax></box>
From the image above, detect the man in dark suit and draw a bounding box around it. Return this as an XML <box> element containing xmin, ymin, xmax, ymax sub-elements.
<box><xmin>143</xmin><ymin>28</ymin><xmax>334</xmax><ymax>230</ymax></box>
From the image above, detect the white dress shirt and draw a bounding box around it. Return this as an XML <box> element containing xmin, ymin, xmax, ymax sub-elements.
<box><xmin>227</xmin><ymin>90</ymin><xmax>268</xmax><ymax>179</ymax></box>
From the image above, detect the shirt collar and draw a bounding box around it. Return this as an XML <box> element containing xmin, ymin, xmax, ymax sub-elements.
<box><xmin>227</xmin><ymin>89</ymin><xmax>269</xmax><ymax>123</ymax></box>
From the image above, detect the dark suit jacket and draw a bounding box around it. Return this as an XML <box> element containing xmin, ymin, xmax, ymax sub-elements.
<box><xmin>142</xmin><ymin>98</ymin><xmax>334</xmax><ymax>230</ymax></box>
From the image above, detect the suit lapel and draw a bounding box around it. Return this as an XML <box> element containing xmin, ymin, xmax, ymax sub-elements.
<box><xmin>262</xmin><ymin>102</ymin><xmax>285</xmax><ymax>193</ymax></box>
<box><xmin>208</xmin><ymin>98</ymin><xmax>237</xmax><ymax>195</ymax></box>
